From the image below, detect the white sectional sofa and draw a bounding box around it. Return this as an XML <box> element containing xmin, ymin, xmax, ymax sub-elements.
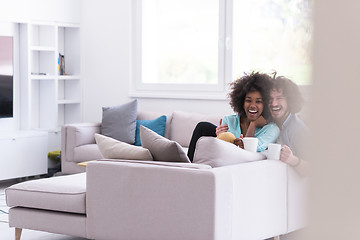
<box><xmin>6</xmin><ymin>110</ymin><xmax>307</xmax><ymax>240</ymax></box>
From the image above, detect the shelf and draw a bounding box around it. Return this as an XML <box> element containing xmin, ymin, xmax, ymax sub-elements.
<box><xmin>30</xmin><ymin>46</ymin><xmax>56</xmax><ymax>52</ymax></box>
<box><xmin>30</xmin><ymin>75</ymin><xmax>81</xmax><ymax>80</ymax></box>
<box><xmin>58</xmin><ymin>75</ymin><xmax>81</xmax><ymax>80</ymax></box>
<box><xmin>30</xmin><ymin>75</ymin><xmax>56</xmax><ymax>80</ymax></box>
<box><xmin>57</xmin><ymin>100</ymin><xmax>81</xmax><ymax>105</ymax></box>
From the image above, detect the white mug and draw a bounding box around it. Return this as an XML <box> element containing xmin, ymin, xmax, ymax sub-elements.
<box><xmin>267</xmin><ymin>143</ymin><xmax>282</xmax><ymax>160</ymax></box>
<box><xmin>242</xmin><ymin>137</ymin><xmax>258</xmax><ymax>152</ymax></box>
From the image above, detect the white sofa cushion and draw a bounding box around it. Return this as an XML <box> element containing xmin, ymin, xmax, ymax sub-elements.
<box><xmin>140</xmin><ymin>125</ymin><xmax>190</xmax><ymax>163</ymax></box>
<box><xmin>6</xmin><ymin>173</ymin><xmax>86</xmax><ymax>214</ymax></box>
<box><xmin>193</xmin><ymin>136</ymin><xmax>266</xmax><ymax>167</ymax></box>
<box><xmin>73</xmin><ymin>144</ymin><xmax>103</xmax><ymax>163</ymax></box>
<box><xmin>95</xmin><ymin>133</ymin><xmax>153</xmax><ymax>160</ymax></box>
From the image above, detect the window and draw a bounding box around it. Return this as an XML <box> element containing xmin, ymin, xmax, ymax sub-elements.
<box><xmin>131</xmin><ymin>0</ymin><xmax>312</xmax><ymax>99</ymax></box>
<box><xmin>233</xmin><ymin>0</ymin><xmax>313</xmax><ymax>85</ymax></box>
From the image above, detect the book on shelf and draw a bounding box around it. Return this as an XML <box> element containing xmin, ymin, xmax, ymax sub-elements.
<box><xmin>58</xmin><ymin>53</ymin><xmax>65</xmax><ymax>75</ymax></box>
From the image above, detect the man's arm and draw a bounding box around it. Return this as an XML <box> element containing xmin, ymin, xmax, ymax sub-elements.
<box><xmin>280</xmin><ymin>145</ymin><xmax>308</xmax><ymax>176</ymax></box>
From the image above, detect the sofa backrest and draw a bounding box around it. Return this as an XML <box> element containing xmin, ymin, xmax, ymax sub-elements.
<box><xmin>137</xmin><ymin>110</ymin><xmax>223</xmax><ymax>148</ymax></box>
<box><xmin>169</xmin><ymin>111</ymin><xmax>222</xmax><ymax>147</ymax></box>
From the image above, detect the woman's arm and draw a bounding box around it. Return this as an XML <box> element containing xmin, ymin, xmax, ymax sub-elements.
<box><xmin>256</xmin><ymin>123</ymin><xmax>280</xmax><ymax>152</ymax></box>
<box><xmin>245</xmin><ymin>116</ymin><xmax>267</xmax><ymax>137</ymax></box>
<box><xmin>215</xmin><ymin>118</ymin><xmax>229</xmax><ymax>136</ymax></box>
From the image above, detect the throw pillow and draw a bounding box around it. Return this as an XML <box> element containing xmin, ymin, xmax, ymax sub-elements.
<box><xmin>193</xmin><ymin>136</ymin><xmax>266</xmax><ymax>168</ymax></box>
<box><xmin>135</xmin><ymin>115</ymin><xmax>167</xmax><ymax>146</ymax></box>
<box><xmin>101</xmin><ymin>99</ymin><xmax>137</xmax><ymax>144</ymax></box>
<box><xmin>95</xmin><ymin>133</ymin><xmax>153</xmax><ymax>160</ymax></box>
<box><xmin>140</xmin><ymin>125</ymin><xmax>190</xmax><ymax>163</ymax></box>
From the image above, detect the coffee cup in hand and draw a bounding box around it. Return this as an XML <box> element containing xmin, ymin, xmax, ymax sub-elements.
<box><xmin>267</xmin><ymin>143</ymin><xmax>282</xmax><ymax>160</ymax></box>
<box><xmin>242</xmin><ymin>137</ymin><xmax>258</xmax><ymax>152</ymax></box>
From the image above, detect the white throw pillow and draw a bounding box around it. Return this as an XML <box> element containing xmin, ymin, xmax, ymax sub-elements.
<box><xmin>94</xmin><ymin>133</ymin><xmax>153</xmax><ymax>160</ymax></box>
<box><xmin>140</xmin><ymin>125</ymin><xmax>191</xmax><ymax>163</ymax></box>
<box><xmin>193</xmin><ymin>136</ymin><xmax>266</xmax><ymax>167</ymax></box>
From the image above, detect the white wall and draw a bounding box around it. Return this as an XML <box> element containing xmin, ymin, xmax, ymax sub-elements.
<box><xmin>0</xmin><ymin>0</ymin><xmax>81</xmax><ymax>24</ymax></box>
<box><xmin>80</xmin><ymin>0</ymin><xmax>232</xmax><ymax>123</ymax></box>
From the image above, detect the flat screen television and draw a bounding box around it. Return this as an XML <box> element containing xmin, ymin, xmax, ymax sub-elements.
<box><xmin>0</xmin><ymin>36</ymin><xmax>13</xmax><ymax>118</ymax></box>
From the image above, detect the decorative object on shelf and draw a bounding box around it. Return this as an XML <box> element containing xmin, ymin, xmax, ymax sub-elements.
<box><xmin>58</xmin><ymin>53</ymin><xmax>65</xmax><ymax>75</ymax></box>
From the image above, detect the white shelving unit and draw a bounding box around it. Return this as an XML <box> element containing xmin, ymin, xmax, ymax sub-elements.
<box><xmin>20</xmin><ymin>21</ymin><xmax>81</xmax><ymax>149</ymax></box>
<box><xmin>0</xmin><ymin>0</ymin><xmax>81</xmax><ymax>180</ymax></box>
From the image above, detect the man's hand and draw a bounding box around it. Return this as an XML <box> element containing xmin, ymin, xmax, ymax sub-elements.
<box><xmin>216</xmin><ymin>118</ymin><xmax>229</xmax><ymax>136</ymax></box>
<box><xmin>280</xmin><ymin>145</ymin><xmax>300</xmax><ymax>167</ymax></box>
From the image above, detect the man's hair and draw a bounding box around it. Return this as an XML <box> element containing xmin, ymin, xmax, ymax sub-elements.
<box><xmin>228</xmin><ymin>72</ymin><xmax>272</xmax><ymax>119</ymax></box>
<box><xmin>271</xmin><ymin>76</ymin><xmax>304</xmax><ymax>113</ymax></box>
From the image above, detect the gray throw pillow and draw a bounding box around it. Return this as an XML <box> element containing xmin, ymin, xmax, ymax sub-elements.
<box><xmin>101</xmin><ymin>99</ymin><xmax>137</xmax><ymax>144</ymax></box>
<box><xmin>140</xmin><ymin>125</ymin><xmax>190</xmax><ymax>163</ymax></box>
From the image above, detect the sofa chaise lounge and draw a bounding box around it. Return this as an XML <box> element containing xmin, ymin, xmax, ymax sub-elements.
<box><xmin>6</xmin><ymin>111</ymin><xmax>307</xmax><ymax>240</ymax></box>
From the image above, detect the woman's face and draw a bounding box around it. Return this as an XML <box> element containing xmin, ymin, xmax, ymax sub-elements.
<box><xmin>243</xmin><ymin>91</ymin><xmax>264</xmax><ymax>121</ymax></box>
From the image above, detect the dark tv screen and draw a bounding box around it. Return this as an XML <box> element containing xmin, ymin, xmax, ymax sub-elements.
<box><xmin>0</xmin><ymin>75</ymin><xmax>13</xmax><ymax>118</ymax></box>
<box><xmin>0</xmin><ymin>36</ymin><xmax>13</xmax><ymax>118</ymax></box>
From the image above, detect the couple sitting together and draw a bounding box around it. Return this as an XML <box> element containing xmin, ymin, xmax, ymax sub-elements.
<box><xmin>187</xmin><ymin>71</ymin><xmax>307</xmax><ymax>175</ymax></box>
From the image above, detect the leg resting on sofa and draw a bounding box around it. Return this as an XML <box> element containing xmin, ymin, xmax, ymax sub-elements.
<box><xmin>15</xmin><ymin>228</ymin><xmax>22</xmax><ymax>240</ymax></box>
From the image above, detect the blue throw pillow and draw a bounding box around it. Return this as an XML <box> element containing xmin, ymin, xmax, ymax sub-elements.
<box><xmin>135</xmin><ymin>115</ymin><xmax>167</xmax><ymax>146</ymax></box>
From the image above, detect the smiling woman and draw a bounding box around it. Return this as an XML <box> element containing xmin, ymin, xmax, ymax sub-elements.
<box><xmin>187</xmin><ymin>72</ymin><xmax>280</xmax><ymax>161</ymax></box>
<box><xmin>223</xmin><ymin>72</ymin><xmax>277</xmax><ymax>149</ymax></box>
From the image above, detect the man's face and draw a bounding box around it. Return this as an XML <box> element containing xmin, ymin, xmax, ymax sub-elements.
<box><xmin>269</xmin><ymin>88</ymin><xmax>289</xmax><ymax>122</ymax></box>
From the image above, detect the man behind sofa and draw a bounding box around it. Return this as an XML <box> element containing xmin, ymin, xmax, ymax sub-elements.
<box><xmin>269</xmin><ymin>76</ymin><xmax>308</xmax><ymax>175</ymax></box>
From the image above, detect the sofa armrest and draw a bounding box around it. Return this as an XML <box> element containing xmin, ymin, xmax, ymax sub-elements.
<box><xmin>86</xmin><ymin>160</ymin><xmax>232</xmax><ymax>240</ymax></box>
<box><xmin>61</xmin><ymin>123</ymin><xmax>101</xmax><ymax>174</ymax></box>
<box><xmin>220</xmin><ymin>160</ymin><xmax>288</xmax><ymax>239</ymax></box>
<box><xmin>86</xmin><ymin>160</ymin><xmax>288</xmax><ymax>240</ymax></box>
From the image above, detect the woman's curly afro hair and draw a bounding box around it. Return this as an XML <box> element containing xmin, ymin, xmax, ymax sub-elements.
<box><xmin>228</xmin><ymin>72</ymin><xmax>273</xmax><ymax>120</ymax></box>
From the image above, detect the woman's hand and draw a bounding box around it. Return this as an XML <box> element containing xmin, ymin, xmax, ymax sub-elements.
<box><xmin>234</xmin><ymin>134</ymin><xmax>244</xmax><ymax>149</ymax></box>
<box><xmin>253</xmin><ymin>115</ymin><xmax>267</xmax><ymax>128</ymax></box>
<box><xmin>216</xmin><ymin>118</ymin><xmax>229</xmax><ymax>136</ymax></box>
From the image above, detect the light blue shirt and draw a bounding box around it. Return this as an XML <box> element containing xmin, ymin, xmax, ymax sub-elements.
<box><xmin>277</xmin><ymin>113</ymin><xmax>308</xmax><ymax>159</ymax></box>
<box><xmin>222</xmin><ymin>114</ymin><xmax>280</xmax><ymax>152</ymax></box>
